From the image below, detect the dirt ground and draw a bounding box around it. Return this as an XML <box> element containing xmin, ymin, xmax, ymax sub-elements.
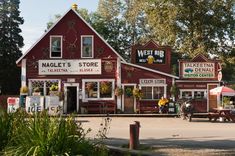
<box><xmin>79</xmin><ymin>117</ymin><xmax>235</xmax><ymax>155</ymax></box>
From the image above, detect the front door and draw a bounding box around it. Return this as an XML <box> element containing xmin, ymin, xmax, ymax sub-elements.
<box><xmin>208</xmin><ymin>84</ymin><xmax>219</xmax><ymax>111</ymax></box>
<box><xmin>124</xmin><ymin>86</ymin><xmax>134</xmax><ymax>113</ymax></box>
<box><xmin>66</xmin><ymin>86</ymin><xmax>77</xmax><ymax>113</ymax></box>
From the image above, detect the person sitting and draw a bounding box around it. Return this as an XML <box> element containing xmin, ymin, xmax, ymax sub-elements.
<box><xmin>158</xmin><ymin>97</ymin><xmax>169</xmax><ymax>114</ymax></box>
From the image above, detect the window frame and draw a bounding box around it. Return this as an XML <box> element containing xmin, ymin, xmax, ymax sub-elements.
<box><xmin>81</xmin><ymin>35</ymin><xmax>94</xmax><ymax>58</ymax></box>
<box><xmin>28</xmin><ymin>79</ymin><xmax>61</xmax><ymax>96</ymax></box>
<box><xmin>140</xmin><ymin>84</ymin><xmax>167</xmax><ymax>100</ymax></box>
<box><xmin>82</xmin><ymin>79</ymin><xmax>115</xmax><ymax>101</ymax></box>
<box><xmin>50</xmin><ymin>35</ymin><xmax>63</xmax><ymax>58</ymax></box>
<box><xmin>180</xmin><ymin>89</ymin><xmax>207</xmax><ymax>100</ymax></box>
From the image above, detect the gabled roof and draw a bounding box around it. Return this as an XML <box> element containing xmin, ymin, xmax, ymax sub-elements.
<box><xmin>16</xmin><ymin>8</ymin><xmax>126</xmax><ymax>65</ymax></box>
<box><xmin>191</xmin><ymin>53</ymin><xmax>209</xmax><ymax>62</ymax></box>
<box><xmin>121</xmin><ymin>61</ymin><xmax>179</xmax><ymax>79</ymax></box>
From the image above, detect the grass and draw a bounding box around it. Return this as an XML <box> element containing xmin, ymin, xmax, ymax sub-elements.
<box><xmin>0</xmin><ymin>108</ymin><xmax>109</xmax><ymax>156</ymax></box>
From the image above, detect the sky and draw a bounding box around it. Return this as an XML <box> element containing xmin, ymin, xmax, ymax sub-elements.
<box><xmin>19</xmin><ymin>0</ymin><xmax>99</xmax><ymax>53</ymax></box>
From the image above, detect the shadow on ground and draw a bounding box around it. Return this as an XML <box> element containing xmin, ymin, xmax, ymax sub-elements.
<box><xmin>104</xmin><ymin>137</ymin><xmax>235</xmax><ymax>155</ymax></box>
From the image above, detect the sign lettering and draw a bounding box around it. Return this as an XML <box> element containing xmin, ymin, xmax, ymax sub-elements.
<box><xmin>39</xmin><ymin>59</ymin><xmax>101</xmax><ymax>75</ymax></box>
<box><xmin>136</xmin><ymin>49</ymin><xmax>166</xmax><ymax>64</ymax></box>
<box><xmin>182</xmin><ymin>62</ymin><xmax>215</xmax><ymax>78</ymax></box>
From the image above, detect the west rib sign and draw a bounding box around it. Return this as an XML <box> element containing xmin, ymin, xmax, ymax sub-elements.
<box><xmin>182</xmin><ymin>62</ymin><xmax>215</xmax><ymax>78</ymax></box>
<box><xmin>136</xmin><ymin>49</ymin><xmax>166</xmax><ymax>64</ymax></box>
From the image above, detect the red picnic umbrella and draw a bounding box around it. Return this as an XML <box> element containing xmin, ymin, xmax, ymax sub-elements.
<box><xmin>210</xmin><ymin>86</ymin><xmax>235</xmax><ymax>96</ymax></box>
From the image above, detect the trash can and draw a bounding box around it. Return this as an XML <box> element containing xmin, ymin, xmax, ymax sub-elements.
<box><xmin>168</xmin><ymin>102</ymin><xmax>176</xmax><ymax>114</ymax></box>
<box><xmin>19</xmin><ymin>94</ymin><xmax>27</xmax><ymax>108</ymax></box>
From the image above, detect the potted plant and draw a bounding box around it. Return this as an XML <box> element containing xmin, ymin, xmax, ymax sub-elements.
<box><xmin>20</xmin><ymin>86</ymin><xmax>28</xmax><ymax>95</ymax></box>
<box><xmin>115</xmin><ymin>87</ymin><xmax>123</xmax><ymax>96</ymax></box>
<box><xmin>133</xmin><ymin>88</ymin><xmax>144</xmax><ymax>100</ymax></box>
<box><xmin>49</xmin><ymin>84</ymin><xmax>59</xmax><ymax>96</ymax></box>
<box><xmin>33</xmin><ymin>87</ymin><xmax>41</xmax><ymax>96</ymax></box>
<box><xmin>170</xmin><ymin>84</ymin><xmax>179</xmax><ymax>101</ymax></box>
<box><xmin>125</xmin><ymin>87</ymin><xmax>133</xmax><ymax>97</ymax></box>
<box><xmin>100</xmin><ymin>81</ymin><xmax>111</xmax><ymax>94</ymax></box>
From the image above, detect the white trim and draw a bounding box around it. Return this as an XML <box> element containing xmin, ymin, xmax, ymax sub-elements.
<box><xmin>179</xmin><ymin>89</ymin><xmax>207</xmax><ymax>99</ymax></box>
<box><xmin>82</xmin><ymin>79</ymin><xmax>115</xmax><ymax>101</ymax></box>
<box><xmin>16</xmin><ymin>8</ymin><xmax>126</xmax><ymax>64</ymax></box>
<box><xmin>21</xmin><ymin>59</ymin><xmax>26</xmax><ymax>86</ymax></box>
<box><xmin>139</xmin><ymin>85</ymin><xmax>167</xmax><ymax>100</ymax></box>
<box><xmin>116</xmin><ymin>58</ymin><xmax>122</xmax><ymax>110</ymax></box>
<box><xmin>64</xmin><ymin>83</ymin><xmax>80</xmax><ymax>113</ymax></box>
<box><xmin>121</xmin><ymin>61</ymin><xmax>179</xmax><ymax>79</ymax></box>
<box><xmin>28</xmin><ymin>79</ymin><xmax>61</xmax><ymax>95</ymax></box>
<box><xmin>207</xmin><ymin>83</ymin><xmax>219</xmax><ymax>112</ymax></box>
<box><xmin>81</xmin><ymin>35</ymin><xmax>94</xmax><ymax>58</ymax></box>
<box><xmin>176</xmin><ymin>80</ymin><xmax>219</xmax><ymax>83</ymax></box>
<box><xmin>50</xmin><ymin>35</ymin><xmax>63</xmax><ymax>58</ymax></box>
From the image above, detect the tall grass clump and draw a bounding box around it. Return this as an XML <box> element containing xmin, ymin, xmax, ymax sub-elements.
<box><xmin>1</xmin><ymin>109</ymin><xmax>108</xmax><ymax>156</ymax></box>
<box><xmin>0</xmin><ymin>108</ymin><xmax>13</xmax><ymax>152</ymax></box>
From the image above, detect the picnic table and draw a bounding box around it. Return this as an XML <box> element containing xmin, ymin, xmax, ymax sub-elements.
<box><xmin>208</xmin><ymin>108</ymin><xmax>235</xmax><ymax>122</ymax></box>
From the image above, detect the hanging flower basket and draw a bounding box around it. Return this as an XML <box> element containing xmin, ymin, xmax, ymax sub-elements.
<box><xmin>20</xmin><ymin>86</ymin><xmax>29</xmax><ymax>95</ymax></box>
<box><xmin>100</xmin><ymin>81</ymin><xmax>111</xmax><ymax>94</ymax></box>
<box><xmin>115</xmin><ymin>87</ymin><xmax>123</xmax><ymax>96</ymax></box>
<box><xmin>133</xmin><ymin>88</ymin><xmax>144</xmax><ymax>100</ymax></box>
<box><xmin>125</xmin><ymin>87</ymin><xmax>133</xmax><ymax>97</ymax></box>
<box><xmin>49</xmin><ymin>84</ymin><xmax>59</xmax><ymax>96</ymax></box>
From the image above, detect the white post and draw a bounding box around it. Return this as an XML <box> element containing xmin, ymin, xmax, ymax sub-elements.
<box><xmin>21</xmin><ymin>59</ymin><xmax>27</xmax><ymax>87</ymax></box>
<box><xmin>116</xmin><ymin>58</ymin><xmax>122</xmax><ymax>111</ymax></box>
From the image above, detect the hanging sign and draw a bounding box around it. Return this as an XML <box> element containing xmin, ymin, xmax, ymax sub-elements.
<box><xmin>217</xmin><ymin>71</ymin><xmax>222</xmax><ymax>82</ymax></box>
<box><xmin>136</xmin><ymin>49</ymin><xmax>166</xmax><ymax>64</ymax></box>
<box><xmin>39</xmin><ymin>59</ymin><xmax>101</xmax><ymax>75</ymax></box>
<box><xmin>139</xmin><ymin>79</ymin><xmax>166</xmax><ymax>85</ymax></box>
<box><xmin>7</xmin><ymin>97</ymin><xmax>19</xmax><ymax>113</ymax></box>
<box><xmin>182</xmin><ymin>62</ymin><xmax>215</xmax><ymax>78</ymax></box>
<box><xmin>25</xmin><ymin>96</ymin><xmax>44</xmax><ymax>114</ymax></box>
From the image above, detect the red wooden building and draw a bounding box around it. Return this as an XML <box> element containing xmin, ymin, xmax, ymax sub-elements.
<box><xmin>16</xmin><ymin>6</ymin><xmax>220</xmax><ymax>114</ymax></box>
<box><xmin>176</xmin><ymin>54</ymin><xmax>221</xmax><ymax>112</ymax></box>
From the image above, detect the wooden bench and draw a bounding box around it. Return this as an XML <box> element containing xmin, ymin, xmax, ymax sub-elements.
<box><xmin>81</xmin><ymin>102</ymin><xmax>116</xmax><ymax>114</ymax></box>
<box><xmin>137</xmin><ymin>102</ymin><xmax>158</xmax><ymax>114</ymax></box>
<box><xmin>208</xmin><ymin>111</ymin><xmax>235</xmax><ymax>122</ymax></box>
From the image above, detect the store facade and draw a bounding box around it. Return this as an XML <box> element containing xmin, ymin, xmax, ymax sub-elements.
<box><xmin>176</xmin><ymin>54</ymin><xmax>221</xmax><ymax>112</ymax></box>
<box><xmin>16</xmin><ymin>6</ymin><xmax>221</xmax><ymax>114</ymax></box>
<box><xmin>16</xmin><ymin>8</ymin><xmax>125</xmax><ymax>113</ymax></box>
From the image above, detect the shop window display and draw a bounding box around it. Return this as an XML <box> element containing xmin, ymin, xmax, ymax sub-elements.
<box><xmin>30</xmin><ymin>79</ymin><xmax>60</xmax><ymax>96</ymax></box>
<box><xmin>141</xmin><ymin>86</ymin><xmax>164</xmax><ymax>100</ymax></box>
<box><xmin>84</xmin><ymin>80</ymin><xmax>114</xmax><ymax>100</ymax></box>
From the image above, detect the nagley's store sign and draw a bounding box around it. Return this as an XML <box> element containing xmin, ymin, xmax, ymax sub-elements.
<box><xmin>136</xmin><ymin>49</ymin><xmax>166</xmax><ymax>64</ymax></box>
<box><xmin>38</xmin><ymin>59</ymin><xmax>101</xmax><ymax>75</ymax></box>
<box><xmin>182</xmin><ymin>62</ymin><xmax>215</xmax><ymax>78</ymax></box>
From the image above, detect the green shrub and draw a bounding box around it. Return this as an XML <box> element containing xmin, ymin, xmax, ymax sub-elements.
<box><xmin>1</xmin><ymin>110</ymin><xmax>108</xmax><ymax>156</ymax></box>
<box><xmin>0</xmin><ymin>108</ymin><xmax>13</xmax><ymax>152</ymax></box>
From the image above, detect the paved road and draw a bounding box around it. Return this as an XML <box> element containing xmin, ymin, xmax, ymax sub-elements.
<box><xmin>79</xmin><ymin>117</ymin><xmax>235</xmax><ymax>155</ymax></box>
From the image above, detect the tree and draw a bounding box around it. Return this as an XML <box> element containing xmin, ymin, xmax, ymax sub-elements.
<box><xmin>0</xmin><ymin>0</ymin><xmax>24</xmax><ymax>94</ymax></box>
<box><xmin>144</xmin><ymin>0</ymin><xmax>235</xmax><ymax>57</ymax></box>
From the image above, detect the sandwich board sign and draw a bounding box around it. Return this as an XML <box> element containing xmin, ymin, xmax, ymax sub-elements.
<box><xmin>7</xmin><ymin>97</ymin><xmax>19</xmax><ymax>113</ymax></box>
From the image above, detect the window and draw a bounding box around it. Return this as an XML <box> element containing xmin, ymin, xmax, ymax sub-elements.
<box><xmin>29</xmin><ymin>79</ymin><xmax>60</xmax><ymax>96</ymax></box>
<box><xmin>141</xmin><ymin>86</ymin><xmax>164</xmax><ymax>100</ymax></box>
<box><xmin>180</xmin><ymin>90</ymin><xmax>207</xmax><ymax>99</ymax></box>
<box><xmin>81</xmin><ymin>36</ymin><xmax>93</xmax><ymax>58</ymax></box>
<box><xmin>50</xmin><ymin>36</ymin><xmax>62</xmax><ymax>58</ymax></box>
<box><xmin>182</xmin><ymin>91</ymin><xmax>192</xmax><ymax>99</ymax></box>
<box><xmin>194</xmin><ymin>91</ymin><xmax>206</xmax><ymax>99</ymax></box>
<box><xmin>83</xmin><ymin>79</ymin><xmax>114</xmax><ymax>100</ymax></box>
